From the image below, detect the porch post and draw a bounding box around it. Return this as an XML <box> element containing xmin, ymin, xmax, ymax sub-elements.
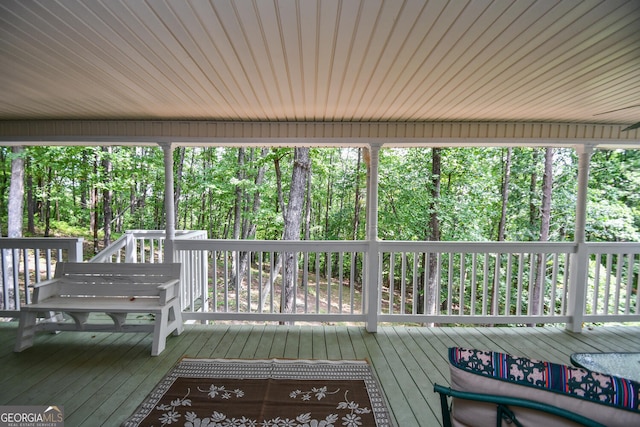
<box><xmin>365</xmin><ymin>143</ymin><xmax>382</xmax><ymax>333</ymax></box>
<box><xmin>160</xmin><ymin>142</ymin><xmax>176</xmax><ymax>263</ymax></box>
<box><xmin>566</xmin><ymin>144</ymin><xmax>594</xmax><ymax>332</ymax></box>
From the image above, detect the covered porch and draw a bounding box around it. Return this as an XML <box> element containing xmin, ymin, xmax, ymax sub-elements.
<box><xmin>2</xmin><ymin>321</ymin><xmax>639</xmax><ymax>426</ymax></box>
<box><xmin>2</xmin><ymin>2</ymin><xmax>640</xmax><ymax>425</ymax></box>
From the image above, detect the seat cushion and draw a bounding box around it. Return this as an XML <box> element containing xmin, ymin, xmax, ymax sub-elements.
<box><xmin>447</xmin><ymin>347</ymin><xmax>640</xmax><ymax>427</ymax></box>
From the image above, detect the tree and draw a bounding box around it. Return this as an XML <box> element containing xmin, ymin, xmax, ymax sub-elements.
<box><xmin>491</xmin><ymin>147</ymin><xmax>512</xmax><ymax>316</ymax></box>
<box><xmin>3</xmin><ymin>147</ymin><xmax>25</xmax><ymax>310</ymax></box>
<box><xmin>281</xmin><ymin>148</ymin><xmax>311</xmax><ymax>314</ymax></box>
<box><xmin>102</xmin><ymin>146</ymin><xmax>113</xmax><ymax>247</ymax></box>
<box><xmin>8</xmin><ymin>147</ymin><xmax>25</xmax><ymax>238</ymax></box>
<box><xmin>425</xmin><ymin>148</ymin><xmax>442</xmax><ymax>322</ymax></box>
<box><xmin>531</xmin><ymin>148</ymin><xmax>553</xmax><ymax>322</ymax></box>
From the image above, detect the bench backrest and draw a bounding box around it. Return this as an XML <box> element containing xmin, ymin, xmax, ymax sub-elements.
<box><xmin>51</xmin><ymin>262</ymin><xmax>181</xmax><ymax>298</ymax></box>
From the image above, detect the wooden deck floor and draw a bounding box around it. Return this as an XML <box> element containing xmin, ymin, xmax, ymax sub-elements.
<box><xmin>1</xmin><ymin>321</ymin><xmax>640</xmax><ymax>426</ymax></box>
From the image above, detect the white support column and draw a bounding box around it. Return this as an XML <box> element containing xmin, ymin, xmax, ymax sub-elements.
<box><xmin>160</xmin><ymin>142</ymin><xmax>176</xmax><ymax>263</ymax></box>
<box><xmin>566</xmin><ymin>144</ymin><xmax>594</xmax><ymax>332</ymax></box>
<box><xmin>365</xmin><ymin>143</ymin><xmax>382</xmax><ymax>332</ymax></box>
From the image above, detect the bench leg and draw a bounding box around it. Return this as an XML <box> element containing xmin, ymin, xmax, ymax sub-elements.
<box><xmin>14</xmin><ymin>311</ymin><xmax>38</xmax><ymax>352</ymax></box>
<box><xmin>151</xmin><ymin>302</ymin><xmax>183</xmax><ymax>356</ymax></box>
<box><xmin>152</xmin><ymin>309</ymin><xmax>169</xmax><ymax>356</ymax></box>
<box><xmin>170</xmin><ymin>301</ymin><xmax>184</xmax><ymax>336</ymax></box>
<box><xmin>106</xmin><ymin>313</ymin><xmax>127</xmax><ymax>331</ymax></box>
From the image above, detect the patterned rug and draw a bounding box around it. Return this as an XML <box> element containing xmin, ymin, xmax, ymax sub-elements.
<box><xmin>122</xmin><ymin>358</ymin><xmax>393</xmax><ymax>427</ymax></box>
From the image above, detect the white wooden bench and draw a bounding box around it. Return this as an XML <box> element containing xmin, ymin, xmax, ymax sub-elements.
<box><xmin>14</xmin><ymin>262</ymin><xmax>183</xmax><ymax>356</ymax></box>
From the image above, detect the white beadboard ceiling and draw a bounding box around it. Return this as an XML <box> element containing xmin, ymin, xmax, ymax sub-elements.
<box><xmin>0</xmin><ymin>0</ymin><xmax>639</xmax><ymax>126</ymax></box>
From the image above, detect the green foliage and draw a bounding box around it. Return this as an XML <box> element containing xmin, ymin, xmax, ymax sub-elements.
<box><xmin>1</xmin><ymin>145</ymin><xmax>639</xmax><ymax>244</ymax></box>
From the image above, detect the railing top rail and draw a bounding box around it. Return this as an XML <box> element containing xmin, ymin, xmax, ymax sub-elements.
<box><xmin>89</xmin><ymin>233</ymin><xmax>130</xmax><ymax>263</ymax></box>
<box><xmin>377</xmin><ymin>240</ymin><xmax>577</xmax><ymax>253</ymax></box>
<box><xmin>0</xmin><ymin>237</ymin><xmax>84</xmax><ymax>250</ymax></box>
<box><xmin>175</xmin><ymin>230</ymin><xmax>208</xmax><ymax>239</ymax></box>
<box><xmin>585</xmin><ymin>242</ymin><xmax>640</xmax><ymax>254</ymax></box>
<box><xmin>125</xmin><ymin>229</ymin><xmax>207</xmax><ymax>238</ymax></box>
<box><xmin>174</xmin><ymin>239</ymin><xmax>370</xmax><ymax>252</ymax></box>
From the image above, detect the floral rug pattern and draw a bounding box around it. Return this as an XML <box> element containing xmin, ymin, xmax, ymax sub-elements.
<box><xmin>122</xmin><ymin>359</ymin><xmax>392</xmax><ymax>427</ymax></box>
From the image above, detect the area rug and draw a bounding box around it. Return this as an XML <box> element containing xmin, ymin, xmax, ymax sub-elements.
<box><xmin>122</xmin><ymin>358</ymin><xmax>393</xmax><ymax>427</ymax></box>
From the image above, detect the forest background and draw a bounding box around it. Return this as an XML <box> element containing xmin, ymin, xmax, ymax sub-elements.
<box><xmin>0</xmin><ymin>145</ymin><xmax>639</xmax><ymax>253</ymax></box>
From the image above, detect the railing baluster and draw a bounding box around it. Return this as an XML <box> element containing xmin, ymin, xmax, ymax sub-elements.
<box><xmin>411</xmin><ymin>252</ymin><xmax>420</xmax><ymax>314</ymax></box>
<box><xmin>389</xmin><ymin>252</ymin><xmax>395</xmax><ymax>315</ymax></box>
<box><xmin>23</xmin><ymin>248</ymin><xmax>31</xmax><ymax>306</ymax></box>
<box><xmin>223</xmin><ymin>251</ymin><xmax>229</xmax><ymax>312</ymax></box>
<box><xmin>459</xmin><ymin>253</ymin><xmax>466</xmax><ymax>316</ymax></box>
<box><xmin>447</xmin><ymin>253</ymin><xmax>453</xmax><ymax>316</ymax></box>
<box><xmin>326</xmin><ymin>252</ymin><xmax>332</xmax><ymax>314</ymax></box>
<box><xmin>550</xmin><ymin>253</ymin><xmax>559</xmax><ymax>315</ymax></box>
<box><xmin>516</xmin><ymin>253</ymin><xmax>524</xmax><ymax>316</ymax></box>
<box><xmin>400</xmin><ymin>252</ymin><xmax>406</xmax><ymax>315</ymax></box>
<box><xmin>471</xmin><ymin>253</ymin><xmax>478</xmax><ymax>315</ymax></box>
<box><xmin>593</xmin><ymin>253</ymin><xmax>601</xmax><ymax>315</ymax></box>
<box><xmin>527</xmin><ymin>253</ymin><xmax>535</xmax><ymax>316</ymax></box>
<box><xmin>482</xmin><ymin>253</ymin><xmax>489</xmax><ymax>316</ymax></box>
<box><xmin>604</xmin><ymin>254</ymin><xmax>613</xmax><ymax>314</ymax></box>
<box><xmin>422</xmin><ymin>252</ymin><xmax>429</xmax><ymax>315</ymax></box>
<box><xmin>338</xmin><ymin>252</ymin><xmax>344</xmax><ymax>314</ymax></box>
<box><xmin>505</xmin><ymin>254</ymin><xmax>513</xmax><ymax>316</ymax></box>
<box><xmin>303</xmin><ymin>251</ymin><xmax>309</xmax><ymax>314</ymax></box>
<box><xmin>625</xmin><ymin>254</ymin><xmax>633</xmax><ymax>315</ymax></box>
<box><xmin>636</xmin><ymin>254</ymin><xmax>640</xmax><ymax>315</ymax></box>
<box><xmin>350</xmin><ymin>252</ymin><xmax>356</xmax><ymax>314</ymax></box>
<box><xmin>614</xmin><ymin>254</ymin><xmax>623</xmax><ymax>315</ymax></box>
<box><xmin>492</xmin><ymin>253</ymin><xmax>500</xmax><ymax>316</ymax></box>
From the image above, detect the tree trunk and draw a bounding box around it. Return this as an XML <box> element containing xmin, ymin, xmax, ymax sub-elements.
<box><xmin>281</xmin><ymin>148</ymin><xmax>310</xmax><ymax>316</ymax></box>
<box><xmin>102</xmin><ymin>146</ymin><xmax>112</xmax><ymax>247</ymax></box>
<box><xmin>92</xmin><ymin>151</ymin><xmax>99</xmax><ymax>253</ymax></box>
<box><xmin>273</xmin><ymin>149</ymin><xmax>286</xmax><ymax>217</ymax></box>
<box><xmin>235</xmin><ymin>148</ymin><xmax>269</xmax><ymax>291</ymax></box>
<box><xmin>352</xmin><ymin>148</ymin><xmax>362</xmax><ymax>240</ymax></box>
<box><xmin>230</xmin><ymin>148</ymin><xmax>246</xmax><ymax>289</ymax></box>
<box><xmin>4</xmin><ymin>146</ymin><xmax>25</xmax><ymax>310</ymax></box>
<box><xmin>305</xmin><ymin>162</ymin><xmax>312</xmax><ymax>240</ymax></box>
<box><xmin>530</xmin><ymin>148</ymin><xmax>553</xmax><ymax>325</ymax></box>
<box><xmin>174</xmin><ymin>147</ymin><xmax>186</xmax><ymax>228</ymax></box>
<box><xmin>425</xmin><ymin>148</ymin><xmax>442</xmax><ymax>325</ymax></box>
<box><xmin>26</xmin><ymin>155</ymin><xmax>35</xmax><ymax>234</ymax></box>
<box><xmin>44</xmin><ymin>167</ymin><xmax>53</xmax><ymax>238</ymax></box>
<box><xmin>529</xmin><ymin>149</ymin><xmax>540</xmax><ymax>235</ymax></box>
<box><xmin>8</xmin><ymin>146</ymin><xmax>25</xmax><ymax>238</ymax></box>
<box><xmin>497</xmin><ymin>147</ymin><xmax>512</xmax><ymax>242</ymax></box>
<box><xmin>491</xmin><ymin>147</ymin><xmax>512</xmax><ymax>316</ymax></box>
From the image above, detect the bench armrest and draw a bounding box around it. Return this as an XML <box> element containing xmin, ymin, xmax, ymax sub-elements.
<box><xmin>157</xmin><ymin>278</ymin><xmax>180</xmax><ymax>305</ymax></box>
<box><xmin>30</xmin><ymin>278</ymin><xmax>63</xmax><ymax>303</ymax></box>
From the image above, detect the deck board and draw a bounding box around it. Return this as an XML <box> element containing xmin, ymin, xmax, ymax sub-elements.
<box><xmin>2</xmin><ymin>321</ymin><xmax>640</xmax><ymax>426</ymax></box>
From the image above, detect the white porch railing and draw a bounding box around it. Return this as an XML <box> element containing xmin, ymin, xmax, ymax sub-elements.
<box><xmin>89</xmin><ymin>229</ymin><xmax>208</xmax><ymax>263</ymax></box>
<box><xmin>173</xmin><ymin>239</ymin><xmax>369</xmax><ymax>324</ymax></box>
<box><xmin>583</xmin><ymin>243</ymin><xmax>640</xmax><ymax>323</ymax></box>
<box><xmin>0</xmin><ymin>237</ymin><xmax>83</xmax><ymax>315</ymax></box>
<box><xmin>377</xmin><ymin>241</ymin><xmax>577</xmax><ymax>325</ymax></box>
<box><xmin>2</xmin><ymin>234</ymin><xmax>639</xmax><ymax>331</ymax></box>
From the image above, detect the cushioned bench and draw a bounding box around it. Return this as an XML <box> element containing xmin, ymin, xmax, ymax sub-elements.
<box><xmin>14</xmin><ymin>262</ymin><xmax>183</xmax><ymax>356</ymax></box>
<box><xmin>435</xmin><ymin>347</ymin><xmax>640</xmax><ymax>427</ymax></box>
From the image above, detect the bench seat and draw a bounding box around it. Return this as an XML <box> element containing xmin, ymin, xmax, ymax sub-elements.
<box><xmin>14</xmin><ymin>262</ymin><xmax>183</xmax><ymax>356</ymax></box>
